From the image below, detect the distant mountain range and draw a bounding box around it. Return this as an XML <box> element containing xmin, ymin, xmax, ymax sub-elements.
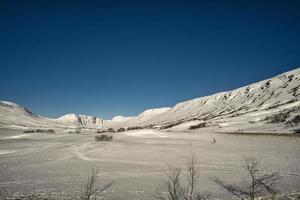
<box><xmin>1</xmin><ymin>68</ymin><xmax>300</xmax><ymax>133</ymax></box>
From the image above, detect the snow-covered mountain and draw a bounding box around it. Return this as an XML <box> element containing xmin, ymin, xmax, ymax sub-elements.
<box><xmin>0</xmin><ymin>102</ymin><xmax>105</xmax><ymax>129</ymax></box>
<box><xmin>1</xmin><ymin>68</ymin><xmax>300</xmax><ymax>133</ymax></box>
<box><xmin>0</xmin><ymin>101</ymin><xmax>50</xmax><ymax>129</ymax></box>
<box><xmin>105</xmin><ymin>68</ymin><xmax>300</xmax><ymax>133</ymax></box>
<box><xmin>55</xmin><ymin>114</ymin><xmax>105</xmax><ymax>127</ymax></box>
<box><xmin>106</xmin><ymin>107</ymin><xmax>171</xmax><ymax>128</ymax></box>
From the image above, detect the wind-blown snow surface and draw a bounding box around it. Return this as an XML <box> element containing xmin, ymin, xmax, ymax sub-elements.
<box><xmin>1</xmin><ymin>68</ymin><xmax>300</xmax><ymax>132</ymax></box>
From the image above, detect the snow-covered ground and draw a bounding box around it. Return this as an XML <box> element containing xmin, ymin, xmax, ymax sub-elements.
<box><xmin>0</xmin><ymin>128</ymin><xmax>299</xmax><ymax>200</ymax></box>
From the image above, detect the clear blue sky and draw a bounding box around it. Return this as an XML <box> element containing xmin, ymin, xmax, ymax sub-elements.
<box><xmin>0</xmin><ymin>0</ymin><xmax>299</xmax><ymax>119</ymax></box>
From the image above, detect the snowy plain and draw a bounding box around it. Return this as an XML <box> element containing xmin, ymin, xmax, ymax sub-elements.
<box><xmin>0</xmin><ymin>128</ymin><xmax>299</xmax><ymax>200</ymax></box>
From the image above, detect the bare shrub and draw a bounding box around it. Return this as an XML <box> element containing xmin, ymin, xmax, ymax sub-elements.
<box><xmin>265</xmin><ymin>111</ymin><xmax>290</xmax><ymax>123</ymax></box>
<box><xmin>188</xmin><ymin>123</ymin><xmax>210</xmax><ymax>130</ymax></box>
<box><xmin>117</xmin><ymin>128</ymin><xmax>125</xmax><ymax>132</ymax></box>
<box><xmin>80</xmin><ymin>169</ymin><xmax>113</xmax><ymax>200</ymax></box>
<box><xmin>289</xmin><ymin>167</ymin><xmax>300</xmax><ymax>178</ymax></box>
<box><xmin>69</xmin><ymin>130</ymin><xmax>81</xmax><ymax>134</ymax></box>
<box><xmin>23</xmin><ymin>129</ymin><xmax>55</xmax><ymax>134</ymax></box>
<box><xmin>0</xmin><ymin>188</ymin><xmax>11</xmax><ymax>200</ymax></box>
<box><xmin>211</xmin><ymin>155</ymin><xmax>279</xmax><ymax>200</ymax></box>
<box><xmin>286</xmin><ymin>115</ymin><xmax>300</xmax><ymax>127</ymax></box>
<box><xmin>23</xmin><ymin>129</ymin><xmax>35</xmax><ymax>133</ymax></box>
<box><xmin>155</xmin><ymin>155</ymin><xmax>209</xmax><ymax>200</ymax></box>
<box><xmin>96</xmin><ymin>130</ymin><xmax>106</xmax><ymax>134</ymax></box>
<box><xmin>160</xmin><ymin>122</ymin><xmax>183</xmax><ymax>130</ymax></box>
<box><xmin>94</xmin><ymin>134</ymin><xmax>113</xmax><ymax>142</ymax></box>
<box><xmin>127</xmin><ymin>126</ymin><xmax>143</xmax><ymax>131</ymax></box>
<box><xmin>107</xmin><ymin>128</ymin><xmax>115</xmax><ymax>133</ymax></box>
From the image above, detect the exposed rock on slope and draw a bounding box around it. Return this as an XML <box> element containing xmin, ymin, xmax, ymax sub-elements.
<box><xmin>55</xmin><ymin>113</ymin><xmax>105</xmax><ymax>127</ymax></box>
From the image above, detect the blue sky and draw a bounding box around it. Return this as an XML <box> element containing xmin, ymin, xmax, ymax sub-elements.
<box><xmin>0</xmin><ymin>0</ymin><xmax>299</xmax><ymax>119</ymax></box>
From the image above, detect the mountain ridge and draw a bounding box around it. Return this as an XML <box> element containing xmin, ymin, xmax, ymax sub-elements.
<box><xmin>1</xmin><ymin>67</ymin><xmax>300</xmax><ymax>132</ymax></box>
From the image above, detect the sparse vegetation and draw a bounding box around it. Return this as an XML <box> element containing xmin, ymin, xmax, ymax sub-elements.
<box><xmin>160</xmin><ymin>122</ymin><xmax>183</xmax><ymax>130</ymax></box>
<box><xmin>155</xmin><ymin>154</ymin><xmax>210</xmax><ymax>200</ymax></box>
<box><xmin>107</xmin><ymin>128</ymin><xmax>115</xmax><ymax>133</ymax></box>
<box><xmin>265</xmin><ymin>111</ymin><xmax>290</xmax><ymax>123</ymax></box>
<box><xmin>189</xmin><ymin>122</ymin><xmax>210</xmax><ymax>130</ymax></box>
<box><xmin>211</xmin><ymin>155</ymin><xmax>280</xmax><ymax>200</ymax></box>
<box><xmin>69</xmin><ymin>130</ymin><xmax>81</xmax><ymax>134</ymax></box>
<box><xmin>95</xmin><ymin>134</ymin><xmax>113</xmax><ymax>141</ymax></box>
<box><xmin>127</xmin><ymin>126</ymin><xmax>143</xmax><ymax>131</ymax></box>
<box><xmin>23</xmin><ymin>129</ymin><xmax>55</xmax><ymax>134</ymax></box>
<box><xmin>96</xmin><ymin>128</ymin><xmax>115</xmax><ymax>133</ymax></box>
<box><xmin>96</xmin><ymin>130</ymin><xmax>106</xmax><ymax>134</ymax></box>
<box><xmin>286</xmin><ymin>115</ymin><xmax>300</xmax><ymax>127</ymax></box>
<box><xmin>0</xmin><ymin>188</ymin><xmax>68</xmax><ymax>200</ymax></box>
<box><xmin>117</xmin><ymin>127</ymin><xmax>125</xmax><ymax>132</ymax></box>
<box><xmin>80</xmin><ymin>169</ymin><xmax>113</xmax><ymax>200</ymax></box>
<box><xmin>289</xmin><ymin>167</ymin><xmax>300</xmax><ymax>178</ymax></box>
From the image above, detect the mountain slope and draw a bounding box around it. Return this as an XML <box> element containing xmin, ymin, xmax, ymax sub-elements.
<box><xmin>55</xmin><ymin>114</ymin><xmax>105</xmax><ymax>127</ymax></box>
<box><xmin>0</xmin><ymin>102</ymin><xmax>105</xmax><ymax>129</ymax></box>
<box><xmin>1</xmin><ymin>68</ymin><xmax>300</xmax><ymax>132</ymax></box>
<box><xmin>0</xmin><ymin>101</ymin><xmax>50</xmax><ymax>128</ymax></box>
<box><xmin>105</xmin><ymin>68</ymin><xmax>300</xmax><ymax>133</ymax></box>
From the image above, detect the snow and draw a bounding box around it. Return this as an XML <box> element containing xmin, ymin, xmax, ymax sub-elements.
<box><xmin>1</xmin><ymin>67</ymin><xmax>300</xmax><ymax>133</ymax></box>
<box><xmin>0</xmin><ymin>101</ymin><xmax>20</xmax><ymax>107</ymax></box>
<box><xmin>0</xmin><ymin>150</ymin><xmax>16</xmax><ymax>155</ymax></box>
<box><xmin>124</xmin><ymin>129</ymin><xmax>168</xmax><ymax>138</ymax></box>
<box><xmin>7</xmin><ymin>134</ymin><xmax>31</xmax><ymax>139</ymax></box>
<box><xmin>112</xmin><ymin>115</ymin><xmax>134</xmax><ymax>122</ymax></box>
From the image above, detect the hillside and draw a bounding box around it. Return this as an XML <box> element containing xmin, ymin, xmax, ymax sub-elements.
<box><xmin>105</xmin><ymin>68</ymin><xmax>300</xmax><ymax>133</ymax></box>
<box><xmin>1</xmin><ymin>68</ymin><xmax>300</xmax><ymax>133</ymax></box>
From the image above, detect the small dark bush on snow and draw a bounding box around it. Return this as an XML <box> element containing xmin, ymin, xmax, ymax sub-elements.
<box><xmin>107</xmin><ymin>128</ymin><xmax>115</xmax><ymax>133</ymax></box>
<box><xmin>23</xmin><ymin>129</ymin><xmax>55</xmax><ymax>134</ymax></box>
<box><xmin>117</xmin><ymin>128</ymin><xmax>125</xmax><ymax>132</ymax></box>
<box><xmin>286</xmin><ymin>115</ymin><xmax>300</xmax><ymax>127</ymax></box>
<box><xmin>265</xmin><ymin>111</ymin><xmax>290</xmax><ymax>123</ymax></box>
<box><xmin>127</xmin><ymin>126</ymin><xmax>143</xmax><ymax>131</ymax></box>
<box><xmin>189</xmin><ymin>122</ymin><xmax>209</xmax><ymax>130</ymax></box>
<box><xmin>95</xmin><ymin>134</ymin><xmax>113</xmax><ymax>141</ymax></box>
<box><xmin>23</xmin><ymin>130</ymin><xmax>35</xmax><ymax>133</ymax></box>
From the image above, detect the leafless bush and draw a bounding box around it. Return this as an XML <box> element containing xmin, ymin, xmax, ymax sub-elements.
<box><xmin>0</xmin><ymin>187</ymin><xmax>11</xmax><ymax>200</ymax></box>
<box><xmin>286</xmin><ymin>115</ymin><xmax>300</xmax><ymax>127</ymax></box>
<box><xmin>188</xmin><ymin>123</ymin><xmax>210</xmax><ymax>130</ymax></box>
<box><xmin>289</xmin><ymin>167</ymin><xmax>300</xmax><ymax>178</ymax></box>
<box><xmin>23</xmin><ymin>129</ymin><xmax>55</xmax><ymax>134</ymax></box>
<box><xmin>96</xmin><ymin>130</ymin><xmax>106</xmax><ymax>134</ymax></box>
<box><xmin>265</xmin><ymin>111</ymin><xmax>290</xmax><ymax>123</ymax></box>
<box><xmin>107</xmin><ymin>128</ymin><xmax>115</xmax><ymax>133</ymax></box>
<box><xmin>117</xmin><ymin>127</ymin><xmax>125</xmax><ymax>132</ymax></box>
<box><xmin>69</xmin><ymin>130</ymin><xmax>81</xmax><ymax>134</ymax></box>
<box><xmin>211</xmin><ymin>155</ymin><xmax>280</xmax><ymax>200</ymax></box>
<box><xmin>127</xmin><ymin>126</ymin><xmax>143</xmax><ymax>131</ymax></box>
<box><xmin>80</xmin><ymin>169</ymin><xmax>113</xmax><ymax>200</ymax></box>
<box><xmin>155</xmin><ymin>155</ymin><xmax>210</xmax><ymax>200</ymax></box>
<box><xmin>160</xmin><ymin>122</ymin><xmax>183</xmax><ymax>130</ymax></box>
<box><xmin>94</xmin><ymin>134</ymin><xmax>113</xmax><ymax>141</ymax></box>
